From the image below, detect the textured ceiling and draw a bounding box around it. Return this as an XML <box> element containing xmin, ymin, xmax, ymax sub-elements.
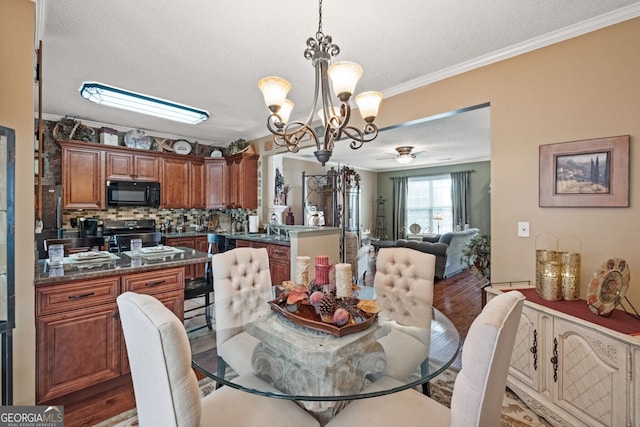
<box><xmin>38</xmin><ymin>0</ymin><xmax>640</xmax><ymax>170</ymax></box>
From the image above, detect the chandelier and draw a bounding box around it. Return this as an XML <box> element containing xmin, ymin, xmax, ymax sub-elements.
<box><xmin>258</xmin><ymin>0</ymin><xmax>383</xmax><ymax>166</ymax></box>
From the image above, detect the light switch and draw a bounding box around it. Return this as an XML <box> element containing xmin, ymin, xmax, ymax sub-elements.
<box><xmin>518</xmin><ymin>222</ymin><xmax>530</xmax><ymax>237</ymax></box>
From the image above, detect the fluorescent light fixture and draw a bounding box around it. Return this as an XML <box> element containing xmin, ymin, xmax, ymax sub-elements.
<box><xmin>79</xmin><ymin>82</ymin><xmax>209</xmax><ymax>124</ymax></box>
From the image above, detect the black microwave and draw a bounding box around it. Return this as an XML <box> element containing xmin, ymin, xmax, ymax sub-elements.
<box><xmin>106</xmin><ymin>181</ymin><xmax>160</xmax><ymax>207</ymax></box>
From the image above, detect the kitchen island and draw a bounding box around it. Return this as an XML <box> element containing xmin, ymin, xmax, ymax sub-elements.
<box><xmin>34</xmin><ymin>246</ymin><xmax>208</xmax><ymax>285</ymax></box>
<box><xmin>34</xmin><ymin>247</ymin><xmax>208</xmax><ymax>423</ymax></box>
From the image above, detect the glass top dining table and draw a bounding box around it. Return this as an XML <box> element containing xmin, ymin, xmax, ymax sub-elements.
<box><xmin>188</xmin><ymin>285</ymin><xmax>460</xmax><ymax>423</ymax></box>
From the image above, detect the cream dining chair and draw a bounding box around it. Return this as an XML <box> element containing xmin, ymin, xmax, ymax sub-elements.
<box><xmin>326</xmin><ymin>290</ymin><xmax>525</xmax><ymax>427</ymax></box>
<box><xmin>211</xmin><ymin>247</ymin><xmax>273</xmax><ymax>381</ymax></box>
<box><xmin>117</xmin><ymin>291</ymin><xmax>319</xmax><ymax>427</ymax></box>
<box><xmin>373</xmin><ymin>247</ymin><xmax>436</xmax><ymax>394</ymax></box>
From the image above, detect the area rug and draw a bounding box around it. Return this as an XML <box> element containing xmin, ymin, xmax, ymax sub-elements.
<box><xmin>429</xmin><ymin>368</ymin><xmax>552</xmax><ymax>427</ymax></box>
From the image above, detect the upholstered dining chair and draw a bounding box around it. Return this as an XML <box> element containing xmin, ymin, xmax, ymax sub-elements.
<box><xmin>326</xmin><ymin>290</ymin><xmax>525</xmax><ymax>427</ymax></box>
<box><xmin>212</xmin><ymin>247</ymin><xmax>273</xmax><ymax>382</ymax></box>
<box><xmin>117</xmin><ymin>292</ymin><xmax>320</xmax><ymax>427</ymax></box>
<box><xmin>373</xmin><ymin>247</ymin><xmax>436</xmax><ymax>393</ymax></box>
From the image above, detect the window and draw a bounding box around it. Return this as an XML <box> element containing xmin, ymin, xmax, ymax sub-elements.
<box><xmin>407</xmin><ymin>175</ymin><xmax>452</xmax><ymax>234</ymax></box>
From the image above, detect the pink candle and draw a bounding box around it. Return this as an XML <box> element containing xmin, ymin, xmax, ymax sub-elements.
<box><xmin>315</xmin><ymin>264</ymin><xmax>330</xmax><ymax>285</ymax></box>
<box><xmin>315</xmin><ymin>255</ymin><xmax>329</xmax><ymax>266</ymax></box>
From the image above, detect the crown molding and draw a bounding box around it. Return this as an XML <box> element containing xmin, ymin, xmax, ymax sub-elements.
<box><xmin>384</xmin><ymin>4</ymin><xmax>640</xmax><ymax>99</ymax></box>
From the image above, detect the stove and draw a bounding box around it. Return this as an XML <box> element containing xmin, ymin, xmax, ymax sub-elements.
<box><xmin>103</xmin><ymin>219</ymin><xmax>160</xmax><ymax>252</ymax></box>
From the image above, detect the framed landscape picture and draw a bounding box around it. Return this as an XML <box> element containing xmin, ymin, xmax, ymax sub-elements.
<box><xmin>539</xmin><ymin>135</ymin><xmax>629</xmax><ymax>207</ymax></box>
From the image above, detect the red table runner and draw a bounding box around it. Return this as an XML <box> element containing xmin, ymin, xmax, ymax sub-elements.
<box><xmin>510</xmin><ymin>288</ymin><xmax>640</xmax><ymax>336</ymax></box>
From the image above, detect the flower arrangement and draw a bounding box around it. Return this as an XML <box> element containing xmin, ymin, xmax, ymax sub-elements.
<box><xmin>277</xmin><ymin>279</ymin><xmax>379</xmax><ymax>326</ymax></box>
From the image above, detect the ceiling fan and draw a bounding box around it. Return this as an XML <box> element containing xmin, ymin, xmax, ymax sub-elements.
<box><xmin>377</xmin><ymin>146</ymin><xmax>427</xmax><ymax>164</ymax></box>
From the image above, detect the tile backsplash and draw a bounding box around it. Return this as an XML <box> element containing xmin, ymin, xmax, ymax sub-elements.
<box><xmin>63</xmin><ymin>207</ymin><xmax>254</xmax><ymax>233</ymax></box>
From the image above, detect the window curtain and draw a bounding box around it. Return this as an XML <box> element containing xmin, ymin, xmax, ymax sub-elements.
<box><xmin>391</xmin><ymin>176</ymin><xmax>408</xmax><ymax>240</ymax></box>
<box><xmin>451</xmin><ymin>171</ymin><xmax>471</xmax><ymax>228</ymax></box>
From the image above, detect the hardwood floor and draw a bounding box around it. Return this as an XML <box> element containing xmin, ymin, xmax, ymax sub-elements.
<box><xmin>432</xmin><ymin>268</ymin><xmax>488</xmax><ymax>369</ymax></box>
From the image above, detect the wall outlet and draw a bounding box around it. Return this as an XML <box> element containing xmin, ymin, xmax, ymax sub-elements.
<box><xmin>518</xmin><ymin>222</ymin><xmax>530</xmax><ymax>237</ymax></box>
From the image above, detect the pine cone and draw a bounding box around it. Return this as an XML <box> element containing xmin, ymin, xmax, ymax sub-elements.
<box><xmin>337</xmin><ymin>295</ymin><xmax>361</xmax><ymax>319</ymax></box>
<box><xmin>318</xmin><ymin>293</ymin><xmax>336</xmax><ymax>323</ymax></box>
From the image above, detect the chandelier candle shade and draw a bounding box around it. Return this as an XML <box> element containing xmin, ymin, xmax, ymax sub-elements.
<box><xmin>335</xmin><ymin>263</ymin><xmax>352</xmax><ymax>298</ymax></box>
<box><xmin>258</xmin><ymin>0</ymin><xmax>383</xmax><ymax>166</ymax></box>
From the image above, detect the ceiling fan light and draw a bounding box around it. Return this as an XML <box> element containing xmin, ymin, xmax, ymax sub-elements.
<box><xmin>355</xmin><ymin>91</ymin><xmax>383</xmax><ymax>122</ymax></box>
<box><xmin>395</xmin><ymin>153</ymin><xmax>415</xmax><ymax>164</ymax></box>
<box><xmin>258</xmin><ymin>76</ymin><xmax>291</xmax><ymax>112</ymax></box>
<box><xmin>328</xmin><ymin>61</ymin><xmax>363</xmax><ymax>101</ymax></box>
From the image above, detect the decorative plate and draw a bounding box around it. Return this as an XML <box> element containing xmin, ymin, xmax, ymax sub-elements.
<box><xmin>124</xmin><ymin>130</ymin><xmax>152</xmax><ymax>150</ymax></box>
<box><xmin>409</xmin><ymin>223</ymin><xmax>421</xmax><ymax>234</ymax></box>
<box><xmin>210</xmin><ymin>149</ymin><xmax>223</xmax><ymax>158</ymax></box>
<box><xmin>71</xmin><ymin>251</ymin><xmax>103</xmax><ymax>260</ymax></box>
<box><xmin>173</xmin><ymin>140</ymin><xmax>192</xmax><ymax>155</ymax></box>
<box><xmin>140</xmin><ymin>245</ymin><xmax>174</xmax><ymax>254</ymax></box>
<box><xmin>69</xmin><ymin>251</ymin><xmax>111</xmax><ymax>262</ymax></box>
<box><xmin>586</xmin><ymin>258</ymin><xmax>630</xmax><ymax>316</ymax></box>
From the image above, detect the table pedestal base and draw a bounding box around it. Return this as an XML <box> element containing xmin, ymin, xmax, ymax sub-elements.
<box><xmin>248</xmin><ymin>315</ymin><xmax>388</xmax><ymax>423</ymax></box>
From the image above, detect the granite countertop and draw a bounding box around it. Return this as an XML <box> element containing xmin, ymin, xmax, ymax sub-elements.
<box><xmin>34</xmin><ymin>246</ymin><xmax>208</xmax><ymax>286</ymax></box>
<box><xmin>162</xmin><ymin>230</ymin><xmax>290</xmax><ymax>246</ymax></box>
<box><xmin>231</xmin><ymin>233</ymin><xmax>290</xmax><ymax>246</ymax></box>
<box><xmin>161</xmin><ymin>230</ymin><xmax>213</xmax><ymax>238</ymax></box>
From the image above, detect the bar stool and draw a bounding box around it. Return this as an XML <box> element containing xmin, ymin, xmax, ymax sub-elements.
<box><xmin>184</xmin><ymin>234</ymin><xmax>225</xmax><ymax>331</ymax></box>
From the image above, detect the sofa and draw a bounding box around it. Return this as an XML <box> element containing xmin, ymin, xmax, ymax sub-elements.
<box><xmin>396</xmin><ymin>228</ymin><xmax>480</xmax><ymax>279</ymax></box>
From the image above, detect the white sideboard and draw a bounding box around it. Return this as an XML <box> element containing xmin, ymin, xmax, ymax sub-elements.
<box><xmin>486</xmin><ymin>285</ymin><xmax>640</xmax><ymax>427</ymax></box>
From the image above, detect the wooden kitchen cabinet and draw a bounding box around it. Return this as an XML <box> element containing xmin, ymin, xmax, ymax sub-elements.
<box><xmin>120</xmin><ymin>268</ymin><xmax>185</xmax><ymax>374</ymax></box>
<box><xmin>161</xmin><ymin>157</ymin><xmax>205</xmax><ymax>209</ymax></box>
<box><xmin>36</xmin><ymin>276</ymin><xmax>121</xmax><ymax>403</ymax></box>
<box><xmin>195</xmin><ymin>236</ymin><xmax>209</xmax><ymax>278</ymax></box>
<box><xmin>60</xmin><ymin>141</ymin><xmax>105</xmax><ymax>209</ymax></box>
<box><xmin>205</xmin><ymin>158</ymin><xmax>227</xmax><ymax>209</ymax></box>
<box><xmin>163</xmin><ymin>236</ymin><xmax>200</xmax><ymax>279</ymax></box>
<box><xmin>235</xmin><ymin>239</ymin><xmax>267</xmax><ymax>249</ymax></box>
<box><xmin>59</xmin><ymin>140</ymin><xmax>206</xmax><ymax>210</ymax></box>
<box><xmin>105</xmin><ymin>150</ymin><xmax>160</xmax><ymax>182</ymax></box>
<box><xmin>236</xmin><ymin>239</ymin><xmax>289</xmax><ymax>286</ymax></box>
<box><xmin>190</xmin><ymin>159</ymin><xmax>206</xmax><ymax>209</ymax></box>
<box><xmin>161</xmin><ymin>157</ymin><xmax>190</xmax><ymax>208</ymax></box>
<box><xmin>35</xmin><ymin>268</ymin><xmax>185</xmax><ymax>404</ymax></box>
<box><xmin>268</xmin><ymin>244</ymin><xmax>290</xmax><ymax>287</ymax></box>
<box><xmin>225</xmin><ymin>152</ymin><xmax>259</xmax><ymax>209</ymax></box>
